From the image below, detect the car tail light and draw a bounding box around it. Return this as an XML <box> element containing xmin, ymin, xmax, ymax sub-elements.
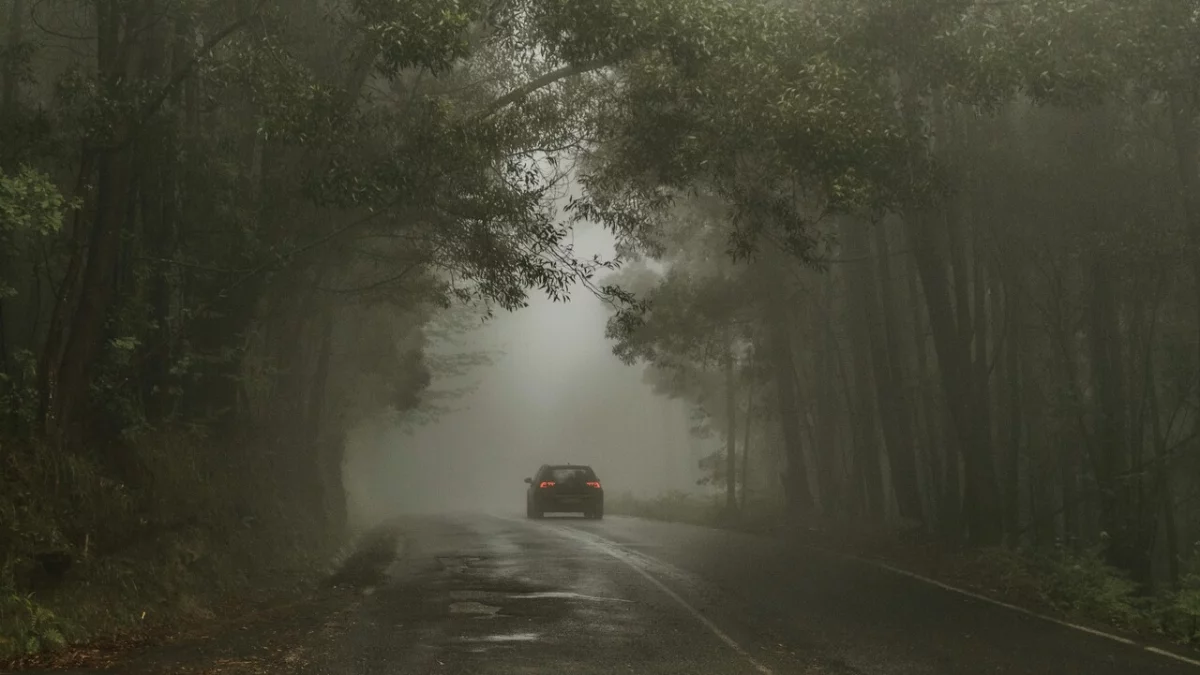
<box><xmin>587</xmin><ymin>481</ymin><xmax>601</xmax><ymax>488</ymax></box>
<box><xmin>539</xmin><ymin>481</ymin><xmax>555</xmax><ymax>488</ymax></box>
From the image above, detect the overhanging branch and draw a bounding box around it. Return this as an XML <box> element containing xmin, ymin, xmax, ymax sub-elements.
<box><xmin>476</xmin><ymin>58</ymin><xmax>610</xmax><ymax>120</ymax></box>
<box><xmin>115</xmin><ymin>0</ymin><xmax>269</xmax><ymax>149</ymax></box>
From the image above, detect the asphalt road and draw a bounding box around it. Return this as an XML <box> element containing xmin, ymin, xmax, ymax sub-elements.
<box><xmin>47</xmin><ymin>514</ymin><xmax>1200</xmax><ymax>674</ymax></box>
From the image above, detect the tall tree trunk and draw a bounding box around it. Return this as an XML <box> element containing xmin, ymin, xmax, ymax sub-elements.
<box><xmin>139</xmin><ymin>14</ymin><xmax>176</xmax><ymax>423</ymax></box>
<box><xmin>2</xmin><ymin>0</ymin><xmax>23</xmax><ymax>116</ymax></box>
<box><xmin>1168</xmin><ymin>93</ymin><xmax>1200</xmax><ymax>581</ymax></box>
<box><xmin>971</xmin><ymin>221</ymin><xmax>992</xmax><ymax>472</ymax></box>
<box><xmin>53</xmin><ymin>148</ymin><xmax>134</xmax><ymax>448</ymax></box>
<box><xmin>904</xmin><ymin>211</ymin><xmax>1003</xmax><ymax>545</ymax></box>
<box><xmin>723</xmin><ymin>332</ymin><xmax>737</xmax><ymax>514</ymax></box>
<box><xmin>1168</xmin><ymin>88</ymin><xmax>1200</xmax><ymax>433</ymax></box>
<box><xmin>37</xmin><ymin>148</ymin><xmax>97</xmax><ymax>438</ymax></box>
<box><xmin>40</xmin><ymin>0</ymin><xmax>138</xmax><ymax>447</ymax></box>
<box><xmin>770</xmin><ymin>313</ymin><xmax>813</xmax><ymax>516</ymax></box>
<box><xmin>1021</xmin><ymin>296</ymin><xmax>1054</xmax><ymax>547</ymax></box>
<box><xmin>941</xmin><ymin>401</ymin><xmax>963</xmax><ymax>541</ymax></box>
<box><xmin>1148</xmin><ymin>356</ymin><xmax>1179</xmax><ymax>587</ymax></box>
<box><xmin>1002</xmin><ymin>275</ymin><xmax>1023</xmax><ymax>545</ymax></box>
<box><xmin>873</xmin><ymin>221</ymin><xmax>924</xmax><ymax>522</ymax></box>
<box><xmin>1086</xmin><ymin>260</ymin><xmax>1143</xmax><ymax>579</ymax></box>
<box><xmin>842</xmin><ymin>225</ymin><xmax>887</xmax><ymax>519</ymax></box>
<box><xmin>740</xmin><ymin>360</ymin><xmax>754</xmax><ymax>512</ymax></box>
<box><xmin>307</xmin><ymin>308</ymin><xmax>335</xmax><ymax>528</ymax></box>
<box><xmin>816</xmin><ymin>279</ymin><xmax>844</xmax><ymax>515</ymax></box>
<box><xmin>831</xmin><ymin>319</ymin><xmax>862</xmax><ymax>516</ymax></box>
<box><xmin>907</xmin><ymin>248</ymin><xmax>951</xmax><ymax>531</ymax></box>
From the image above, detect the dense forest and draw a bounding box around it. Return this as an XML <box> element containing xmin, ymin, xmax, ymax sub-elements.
<box><xmin>0</xmin><ymin>0</ymin><xmax>630</xmax><ymax>653</ymax></box>
<box><xmin>594</xmin><ymin>0</ymin><xmax>1200</xmax><ymax>604</ymax></box>
<box><xmin>1</xmin><ymin>0</ymin><xmax>1199</xmax><ymax>657</ymax></box>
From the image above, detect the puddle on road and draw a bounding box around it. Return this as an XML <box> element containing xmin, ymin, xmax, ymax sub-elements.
<box><xmin>449</xmin><ymin>589</ymin><xmax>630</xmax><ymax>603</ymax></box>
<box><xmin>449</xmin><ymin>601</ymin><xmax>501</xmax><ymax>616</ymax></box>
<box><xmin>508</xmin><ymin>591</ymin><xmax>633</xmax><ymax>602</ymax></box>
<box><xmin>459</xmin><ymin>632</ymin><xmax>542</xmax><ymax>643</ymax></box>
<box><xmin>437</xmin><ymin>556</ymin><xmax>486</xmax><ymax>574</ymax></box>
<box><xmin>448</xmin><ymin>590</ymin><xmax>495</xmax><ymax>601</ymax></box>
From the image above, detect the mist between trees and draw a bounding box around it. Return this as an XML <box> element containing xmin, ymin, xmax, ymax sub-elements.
<box><xmin>1</xmin><ymin>0</ymin><xmax>1200</xmax><ymax>658</ymax></box>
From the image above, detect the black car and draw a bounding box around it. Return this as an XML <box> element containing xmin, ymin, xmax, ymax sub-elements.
<box><xmin>524</xmin><ymin>464</ymin><xmax>604</xmax><ymax>519</ymax></box>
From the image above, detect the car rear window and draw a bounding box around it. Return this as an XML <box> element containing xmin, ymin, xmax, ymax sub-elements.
<box><xmin>547</xmin><ymin>467</ymin><xmax>596</xmax><ymax>483</ymax></box>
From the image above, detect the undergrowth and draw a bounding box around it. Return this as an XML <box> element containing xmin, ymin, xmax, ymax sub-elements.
<box><xmin>610</xmin><ymin>492</ymin><xmax>1200</xmax><ymax>646</ymax></box>
<box><xmin>0</xmin><ymin>432</ymin><xmax>340</xmax><ymax>663</ymax></box>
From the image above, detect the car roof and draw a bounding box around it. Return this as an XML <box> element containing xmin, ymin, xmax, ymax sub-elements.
<box><xmin>544</xmin><ymin>464</ymin><xmax>594</xmax><ymax>470</ymax></box>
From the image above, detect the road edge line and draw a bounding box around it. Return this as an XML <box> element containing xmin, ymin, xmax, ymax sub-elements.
<box><xmin>508</xmin><ymin>515</ymin><xmax>1200</xmax><ymax>670</ymax></box>
<box><xmin>547</xmin><ymin>523</ymin><xmax>775</xmax><ymax>675</ymax></box>
<box><xmin>805</xmin><ymin>544</ymin><xmax>1200</xmax><ymax>669</ymax></box>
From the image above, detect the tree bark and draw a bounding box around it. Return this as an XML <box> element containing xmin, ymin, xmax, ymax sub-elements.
<box><xmin>53</xmin><ymin>147</ymin><xmax>134</xmax><ymax>448</ymax></box>
<box><xmin>39</xmin><ymin>1</ymin><xmax>139</xmax><ymax>447</ymax></box>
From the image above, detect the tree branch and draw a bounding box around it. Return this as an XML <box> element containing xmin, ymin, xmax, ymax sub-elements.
<box><xmin>314</xmin><ymin>264</ymin><xmax>426</xmax><ymax>294</ymax></box>
<box><xmin>476</xmin><ymin>58</ymin><xmax>610</xmax><ymax>120</ymax></box>
<box><xmin>115</xmin><ymin>0</ymin><xmax>268</xmax><ymax>149</ymax></box>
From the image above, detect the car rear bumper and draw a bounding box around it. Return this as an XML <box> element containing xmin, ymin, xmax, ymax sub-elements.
<box><xmin>535</xmin><ymin>493</ymin><xmax>603</xmax><ymax>512</ymax></box>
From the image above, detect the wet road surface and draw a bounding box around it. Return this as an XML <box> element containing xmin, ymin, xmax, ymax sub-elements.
<box><xmin>49</xmin><ymin>514</ymin><xmax>1200</xmax><ymax>674</ymax></box>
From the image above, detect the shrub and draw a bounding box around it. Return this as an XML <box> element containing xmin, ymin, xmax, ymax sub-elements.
<box><xmin>1031</xmin><ymin>545</ymin><xmax>1146</xmax><ymax>630</ymax></box>
<box><xmin>0</xmin><ymin>587</ymin><xmax>71</xmax><ymax>660</ymax></box>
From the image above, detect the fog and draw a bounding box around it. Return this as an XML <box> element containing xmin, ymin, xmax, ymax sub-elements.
<box><xmin>343</xmin><ymin>220</ymin><xmax>713</xmax><ymax>527</ymax></box>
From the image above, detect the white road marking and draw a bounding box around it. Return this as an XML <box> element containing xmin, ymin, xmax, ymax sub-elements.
<box><xmin>801</xmin><ymin>543</ymin><xmax>1200</xmax><ymax>669</ymax></box>
<box><xmin>1146</xmin><ymin>647</ymin><xmax>1200</xmax><ymax>668</ymax></box>
<box><xmin>548</xmin><ymin>524</ymin><xmax>775</xmax><ymax>675</ymax></box>
<box><xmin>507</xmin><ymin>515</ymin><xmax>1200</xmax><ymax>670</ymax></box>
